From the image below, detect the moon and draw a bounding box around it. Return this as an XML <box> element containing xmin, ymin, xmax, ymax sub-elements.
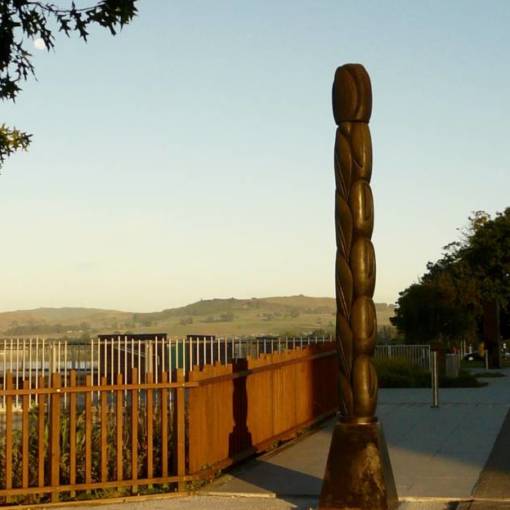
<box><xmin>34</xmin><ymin>38</ymin><xmax>46</xmax><ymax>50</ymax></box>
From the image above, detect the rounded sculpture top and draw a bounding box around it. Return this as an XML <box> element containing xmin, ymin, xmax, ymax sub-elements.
<box><xmin>332</xmin><ymin>64</ymin><xmax>372</xmax><ymax>124</ymax></box>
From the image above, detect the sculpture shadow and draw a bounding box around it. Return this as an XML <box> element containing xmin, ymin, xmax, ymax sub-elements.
<box><xmin>233</xmin><ymin>457</ymin><xmax>322</xmax><ymax>495</ymax></box>
<box><xmin>228</xmin><ymin>358</ymin><xmax>254</xmax><ymax>460</ymax></box>
<box><xmin>221</xmin><ymin>457</ymin><xmax>322</xmax><ymax>509</ymax></box>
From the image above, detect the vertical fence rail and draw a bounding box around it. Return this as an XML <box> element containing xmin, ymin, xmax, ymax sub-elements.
<box><xmin>100</xmin><ymin>376</ymin><xmax>108</xmax><ymax>483</ymax></box>
<box><xmin>146</xmin><ymin>371</ymin><xmax>154</xmax><ymax>481</ymax></box>
<box><xmin>175</xmin><ymin>369</ymin><xmax>185</xmax><ymax>492</ymax></box>
<box><xmin>50</xmin><ymin>372</ymin><xmax>61</xmax><ymax>502</ymax></box>
<box><xmin>69</xmin><ymin>370</ymin><xmax>77</xmax><ymax>491</ymax></box>
<box><xmin>21</xmin><ymin>379</ymin><xmax>29</xmax><ymax>489</ymax></box>
<box><xmin>85</xmin><ymin>374</ymin><xmax>92</xmax><ymax>485</ymax></box>
<box><xmin>160</xmin><ymin>371</ymin><xmax>169</xmax><ymax>478</ymax></box>
<box><xmin>116</xmin><ymin>372</ymin><xmax>124</xmax><ymax>482</ymax></box>
<box><xmin>5</xmin><ymin>373</ymin><xmax>13</xmax><ymax>493</ymax></box>
<box><xmin>131</xmin><ymin>367</ymin><xmax>138</xmax><ymax>493</ymax></box>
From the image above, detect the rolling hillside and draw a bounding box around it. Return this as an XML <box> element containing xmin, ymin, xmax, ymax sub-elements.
<box><xmin>0</xmin><ymin>296</ymin><xmax>396</xmax><ymax>338</ymax></box>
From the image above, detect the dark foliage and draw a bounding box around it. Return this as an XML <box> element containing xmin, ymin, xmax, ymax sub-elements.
<box><xmin>391</xmin><ymin>209</ymin><xmax>510</xmax><ymax>344</ymax></box>
<box><xmin>375</xmin><ymin>358</ymin><xmax>485</xmax><ymax>388</ymax></box>
<box><xmin>0</xmin><ymin>0</ymin><xmax>137</xmax><ymax>168</ymax></box>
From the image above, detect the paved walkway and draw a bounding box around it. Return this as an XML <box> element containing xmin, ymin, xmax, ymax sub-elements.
<box><xmin>203</xmin><ymin>368</ymin><xmax>510</xmax><ymax>509</ymax></box>
<box><xmin>57</xmin><ymin>369</ymin><xmax>510</xmax><ymax>509</ymax></box>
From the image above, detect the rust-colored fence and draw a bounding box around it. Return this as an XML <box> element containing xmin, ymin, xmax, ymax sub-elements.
<box><xmin>0</xmin><ymin>343</ymin><xmax>337</xmax><ymax>504</ymax></box>
<box><xmin>188</xmin><ymin>343</ymin><xmax>338</xmax><ymax>476</ymax></box>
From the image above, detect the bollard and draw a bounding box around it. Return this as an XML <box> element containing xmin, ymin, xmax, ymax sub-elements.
<box><xmin>485</xmin><ymin>350</ymin><xmax>489</xmax><ymax>370</ymax></box>
<box><xmin>431</xmin><ymin>351</ymin><xmax>439</xmax><ymax>408</ymax></box>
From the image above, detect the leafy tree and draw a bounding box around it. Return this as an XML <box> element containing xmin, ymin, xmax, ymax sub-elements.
<box><xmin>0</xmin><ymin>0</ymin><xmax>137</xmax><ymax>168</ymax></box>
<box><xmin>461</xmin><ymin>209</ymin><xmax>510</xmax><ymax>306</ymax></box>
<box><xmin>392</xmin><ymin>209</ymin><xmax>510</xmax><ymax>346</ymax></box>
<box><xmin>391</xmin><ymin>283</ymin><xmax>476</xmax><ymax>345</ymax></box>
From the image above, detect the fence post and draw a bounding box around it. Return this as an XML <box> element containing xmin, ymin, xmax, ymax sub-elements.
<box><xmin>116</xmin><ymin>373</ymin><xmax>124</xmax><ymax>482</ymax></box>
<box><xmin>431</xmin><ymin>351</ymin><xmax>439</xmax><ymax>408</ymax></box>
<box><xmin>146</xmin><ymin>371</ymin><xmax>154</xmax><ymax>480</ymax></box>
<box><xmin>161</xmin><ymin>371</ymin><xmax>169</xmax><ymax>478</ymax></box>
<box><xmin>5</xmin><ymin>372</ymin><xmax>13</xmax><ymax>494</ymax></box>
<box><xmin>100</xmin><ymin>376</ymin><xmax>108</xmax><ymax>483</ymax></box>
<box><xmin>176</xmin><ymin>369</ymin><xmax>186</xmax><ymax>492</ymax></box>
<box><xmin>131</xmin><ymin>367</ymin><xmax>138</xmax><ymax>493</ymax></box>
<box><xmin>22</xmin><ymin>379</ymin><xmax>30</xmax><ymax>489</ymax></box>
<box><xmin>69</xmin><ymin>371</ymin><xmax>77</xmax><ymax>496</ymax></box>
<box><xmin>50</xmin><ymin>372</ymin><xmax>61</xmax><ymax>502</ymax></box>
<box><xmin>35</xmin><ymin>375</ymin><xmax>46</xmax><ymax>490</ymax></box>
<box><xmin>85</xmin><ymin>374</ymin><xmax>93</xmax><ymax>486</ymax></box>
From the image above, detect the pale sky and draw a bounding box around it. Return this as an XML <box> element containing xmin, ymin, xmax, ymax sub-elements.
<box><xmin>1</xmin><ymin>1</ymin><xmax>509</xmax><ymax>312</ymax></box>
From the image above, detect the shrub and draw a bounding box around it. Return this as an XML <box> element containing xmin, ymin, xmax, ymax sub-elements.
<box><xmin>440</xmin><ymin>370</ymin><xmax>486</xmax><ymax>388</ymax></box>
<box><xmin>375</xmin><ymin>357</ymin><xmax>430</xmax><ymax>388</ymax></box>
<box><xmin>375</xmin><ymin>358</ymin><xmax>486</xmax><ymax>388</ymax></box>
<box><xmin>0</xmin><ymin>399</ymin><xmax>175</xmax><ymax>505</ymax></box>
<box><xmin>472</xmin><ymin>371</ymin><xmax>505</xmax><ymax>378</ymax></box>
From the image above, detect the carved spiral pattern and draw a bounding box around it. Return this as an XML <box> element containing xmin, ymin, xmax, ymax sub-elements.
<box><xmin>333</xmin><ymin>64</ymin><xmax>378</xmax><ymax>419</ymax></box>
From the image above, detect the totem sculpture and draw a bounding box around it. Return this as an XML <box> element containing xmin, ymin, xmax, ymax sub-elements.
<box><xmin>333</xmin><ymin>64</ymin><xmax>377</xmax><ymax>420</ymax></box>
<box><xmin>319</xmin><ymin>64</ymin><xmax>398</xmax><ymax>510</ymax></box>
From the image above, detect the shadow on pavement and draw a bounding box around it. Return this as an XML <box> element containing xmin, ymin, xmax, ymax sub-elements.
<box><xmin>208</xmin><ymin>457</ymin><xmax>322</xmax><ymax>507</ymax></box>
<box><xmin>207</xmin><ymin>374</ymin><xmax>510</xmax><ymax>505</ymax></box>
<box><xmin>470</xmin><ymin>408</ymin><xmax>510</xmax><ymax>499</ymax></box>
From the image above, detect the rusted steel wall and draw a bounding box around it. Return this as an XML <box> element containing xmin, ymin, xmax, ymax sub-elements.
<box><xmin>188</xmin><ymin>343</ymin><xmax>338</xmax><ymax>474</ymax></box>
<box><xmin>0</xmin><ymin>343</ymin><xmax>338</xmax><ymax>504</ymax></box>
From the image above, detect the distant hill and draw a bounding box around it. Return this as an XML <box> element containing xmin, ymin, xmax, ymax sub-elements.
<box><xmin>0</xmin><ymin>296</ymin><xmax>395</xmax><ymax>338</ymax></box>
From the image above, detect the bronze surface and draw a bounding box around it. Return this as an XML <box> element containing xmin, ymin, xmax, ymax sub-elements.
<box><xmin>332</xmin><ymin>65</ymin><xmax>372</xmax><ymax>123</ymax></box>
<box><xmin>333</xmin><ymin>63</ymin><xmax>377</xmax><ymax>420</ymax></box>
<box><xmin>319</xmin><ymin>63</ymin><xmax>397</xmax><ymax>510</ymax></box>
<box><xmin>319</xmin><ymin>421</ymin><xmax>398</xmax><ymax>510</ymax></box>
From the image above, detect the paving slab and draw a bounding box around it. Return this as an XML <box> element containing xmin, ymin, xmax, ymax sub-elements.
<box><xmin>55</xmin><ymin>496</ymin><xmax>469</xmax><ymax>510</ymax></box>
<box><xmin>54</xmin><ymin>495</ymin><xmax>317</xmax><ymax>510</ymax></box>
<box><xmin>471</xmin><ymin>408</ymin><xmax>510</xmax><ymax>500</ymax></box>
<box><xmin>399</xmin><ymin>503</ymin><xmax>460</xmax><ymax>510</ymax></box>
<box><xmin>456</xmin><ymin>399</ymin><xmax>510</xmax><ymax>510</ymax></box>
<box><xmin>458</xmin><ymin>503</ymin><xmax>510</xmax><ymax>510</ymax></box>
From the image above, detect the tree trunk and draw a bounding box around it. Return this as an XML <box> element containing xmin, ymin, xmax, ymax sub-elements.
<box><xmin>483</xmin><ymin>300</ymin><xmax>501</xmax><ymax>369</ymax></box>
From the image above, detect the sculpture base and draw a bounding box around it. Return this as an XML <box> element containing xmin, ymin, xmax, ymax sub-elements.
<box><xmin>318</xmin><ymin>418</ymin><xmax>398</xmax><ymax>510</ymax></box>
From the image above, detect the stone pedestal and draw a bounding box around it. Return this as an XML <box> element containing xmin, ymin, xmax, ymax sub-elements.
<box><xmin>318</xmin><ymin>419</ymin><xmax>398</xmax><ymax>510</ymax></box>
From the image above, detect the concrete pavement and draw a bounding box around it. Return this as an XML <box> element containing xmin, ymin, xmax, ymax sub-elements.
<box><xmin>203</xmin><ymin>368</ymin><xmax>510</xmax><ymax>508</ymax></box>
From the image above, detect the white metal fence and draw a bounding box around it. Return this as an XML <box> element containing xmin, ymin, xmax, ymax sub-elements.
<box><xmin>0</xmin><ymin>337</ymin><xmax>440</xmax><ymax>410</ymax></box>
<box><xmin>374</xmin><ymin>344</ymin><xmax>431</xmax><ymax>370</ymax></box>
<box><xmin>0</xmin><ymin>334</ymin><xmax>332</xmax><ymax>410</ymax></box>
